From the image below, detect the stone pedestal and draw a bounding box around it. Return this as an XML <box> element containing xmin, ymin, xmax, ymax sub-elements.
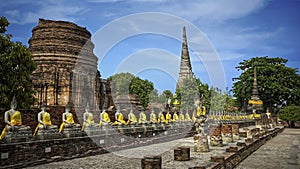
<box><xmin>174</xmin><ymin>146</ymin><xmax>190</xmax><ymax>161</ymax></box>
<box><xmin>36</xmin><ymin>127</ymin><xmax>60</xmax><ymax>140</ymax></box>
<box><xmin>62</xmin><ymin>127</ymin><xmax>82</xmax><ymax>138</ymax></box>
<box><xmin>194</xmin><ymin>134</ymin><xmax>209</xmax><ymax>152</ymax></box>
<box><xmin>141</xmin><ymin>156</ymin><xmax>162</xmax><ymax>169</ymax></box>
<box><xmin>232</xmin><ymin>124</ymin><xmax>240</xmax><ymax>140</ymax></box>
<box><xmin>3</xmin><ymin>126</ymin><xmax>32</xmax><ymax>143</ymax></box>
<box><xmin>210</xmin><ymin>125</ymin><xmax>222</xmax><ymax>147</ymax></box>
<box><xmin>221</xmin><ymin>124</ymin><xmax>233</xmax><ymax>144</ymax></box>
<box><xmin>83</xmin><ymin>125</ymin><xmax>100</xmax><ymax>136</ymax></box>
<box><xmin>226</xmin><ymin>146</ymin><xmax>238</xmax><ymax>152</ymax></box>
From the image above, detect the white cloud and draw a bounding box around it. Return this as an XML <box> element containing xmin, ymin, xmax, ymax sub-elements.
<box><xmin>3</xmin><ymin>1</ymin><xmax>87</xmax><ymax>25</ymax></box>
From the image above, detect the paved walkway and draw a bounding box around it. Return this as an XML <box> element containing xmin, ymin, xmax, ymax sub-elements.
<box><xmin>236</xmin><ymin>128</ymin><xmax>300</xmax><ymax>169</ymax></box>
<box><xmin>26</xmin><ymin>128</ymin><xmax>300</xmax><ymax>169</ymax></box>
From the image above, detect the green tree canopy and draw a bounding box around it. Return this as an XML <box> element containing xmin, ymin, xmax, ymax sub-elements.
<box><xmin>108</xmin><ymin>72</ymin><xmax>154</xmax><ymax>108</ymax></box>
<box><xmin>232</xmin><ymin>56</ymin><xmax>300</xmax><ymax>112</ymax></box>
<box><xmin>176</xmin><ymin>76</ymin><xmax>210</xmax><ymax>110</ymax></box>
<box><xmin>0</xmin><ymin>16</ymin><xmax>37</xmax><ymax>108</ymax></box>
<box><xmin>279</xmin><ymin>105</ymin><xmax>300</xmax><ymax>128</ymax></box>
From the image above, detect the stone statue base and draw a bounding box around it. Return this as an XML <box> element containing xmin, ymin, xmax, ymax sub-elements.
<box><xmin>83</xmin><ymin>125</ymin><xmax>101</xmax><ymax>136</ymax></box>
<box><xmin>36</xmin><ymin>126</ymin><xmax>60</xmax><ymax>140</ymax></box>
<box><xmin>62</xmin><ymin>127</ymin><xmax>83</xmax><ymax>138</ymax></box>
<box><xmin>194</xmin><ymin>134</ymin><xmax>209</xmax><ymax>152</ymax></box>
<box><xmin>4</xmin><ymin>126</ymin><xmax>32</xmax><ymax>143</ymax></box>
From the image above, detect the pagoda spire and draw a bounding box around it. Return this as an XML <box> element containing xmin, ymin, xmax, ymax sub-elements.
<box><xmin>251</xmin><ymin>66</ymin><xmax>259</xmax><ymax>100</ymax></box>
<box><xmin>176</xmin><ymin>26</ymin><xmax>194</xmax><ymax>90</ymax></box>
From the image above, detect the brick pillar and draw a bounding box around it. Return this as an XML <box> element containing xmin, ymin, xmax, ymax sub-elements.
<box><xmin>232</xmin><ymin>123</ymin><xmax>240</xmax><ymax>140</ymax></box>
<box><xmin>221</xmin><ymin>124</ymin><xmax>233</xmax><ymax>144</ymax></box>
<box><xmin>141</xmin><ymin>156</ymin><xmax>162</xmax><ymax>169</ymax></box>
<box><xmin>210</xmin><ymin>124</ymin><xmax>222</xmax><ymax>147</ymax></box>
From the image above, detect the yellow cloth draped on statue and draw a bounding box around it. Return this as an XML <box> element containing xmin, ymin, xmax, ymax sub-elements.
<box><xmin>114</xmin><ymin>113</ymin><xmax>126</xmax><ymax>125</ymax></box>
<box><xmin>0</xmin><ymin>111</ymin><xmax>22</xmax><ymax>140</ymax></box>
<box><xmin>59</xmin><ymin>113</ymin><xmax>75</xmax><ymax>133</ymax></box>
<box><xmin>172</xmin><ymin>113</ymin><xmax>179</xmax><ymax>122</ymax></box>
<box><xmin>192</xmin><ymin>113</ymin><xmax>196</xmax><ymax>122</ymax></box>
<box><xmin>34</xmin><ymin>112</ymin><xmax>52</xmax><ymax>136</ymax></box>
<box><xmin>202</xmin><ymin>106</ymin><xmax>207</xmax><ymax>115</ymax></box>
<box><xmin>99</xmin><ymin>111</ymin><xmax>111</xmax><ymax>127</ymax></box>
<box><xmin>82</xmin><ymin>113</ymin><xmax>94</xmax><ymax>131</ymax></box>
<box><xmin>139</xmin><ymin>113</ymin><xmax>147</xmax><ymax>124</ymax></box>
<box><xmin>197</xmin><ymin>106</ymin><xmax>202</xmax><ymax>117</ymax></box>
<box><xmin>179</xmin><ymin>114</ymin><xmax>185</xmax><ymax>121</ymax></box>
<box><xmin>150</xmin><ymin>113</ymin><xmax>157</xmax><ymax>123</ymax></box>
<box><xmin>127</xmin><ymin>113</ymin><xmax>137</xmax><ymax>125</ymax></box>
<box><xmin>185</xmin><ymin>113</ymin><xmax>191</xmax><ymax>121</ymax></box>
<box><xmin>158</xmin><ymin>113</ymin><xmax>166</xmax><ymax>124</ymax></box>
<box><xmin>165</xmin><ymin>113</ymin><xmax>171</xmax><ymax>124</ymax></box>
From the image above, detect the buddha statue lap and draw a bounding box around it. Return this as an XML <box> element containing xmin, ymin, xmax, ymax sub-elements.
<box><xmin>82</xmin><ymin>104</ymin><xmax>96</xmax><ymax>131</ymax></box>
<box><xmin>59</xmin><ymin>104</ymin><xmax>80</xmax><ymax>134</ymax></box>
<box><xmin>127</xmin><ymin>109</ymin><xmax>138</xmax><ymax>125</ymax></box>
<box><xmin>0</xmin><ymin>98</ymin><xmax>31</xmax><ymax>142</ymax></box>
<box><xmin>99</xmin><ymin>109</ymin><xmax>111</xmax><ymax>128</ymax></box>
<box><xmin>34</xmin><ymin>103</ymin><xmax>58</xmax><ymax>138</ymax></box>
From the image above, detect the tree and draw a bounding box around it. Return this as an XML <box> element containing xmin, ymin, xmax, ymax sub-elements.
<box><xmin>176</xmin><ymin>76</ymin><xmax>210</xmax><ymax>110</ymax></box>
<box><xmin>108</xmin><ymin>72</ymin><xmax>154</xmax><ymax>108</ymax></box>
<box><xmin>232</xmin><ymin>56</ymin><xmax>300</xmax><ymax>112</ymax></box>
<box><xmin>279</xmin><ymin>105</ymin><xmax>300</xmax><ymax>128</ymax></box>
<box><xmin>129</xmin><ymin>77</ymin><xmax>154</xmax><ymax>108</ymax></box>
<box><xmin>0</xmin><ymin>17</ymin><xmax>37</xmax><ymax>108</ymax></box>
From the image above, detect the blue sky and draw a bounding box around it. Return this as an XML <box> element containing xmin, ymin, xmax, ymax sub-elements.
<box><xmin>1</xmin><ymin>0</ymin><xmax>300</xmax><ymax>94</ymax></box>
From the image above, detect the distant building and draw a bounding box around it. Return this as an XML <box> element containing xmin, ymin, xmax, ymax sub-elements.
<box><xmin>176</xmin><ymin>26</ymin><xmax>194</xmax><ymax>90</ymax></box>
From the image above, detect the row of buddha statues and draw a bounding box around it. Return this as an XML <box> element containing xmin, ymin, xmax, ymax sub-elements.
<box><xmin>0</xmin><ymin>98</ymin><xmax>257</xmax><ymax>141</ymax></box>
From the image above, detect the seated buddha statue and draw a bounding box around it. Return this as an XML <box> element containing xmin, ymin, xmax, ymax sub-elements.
<box><xmin>138</xmin><ymin>111</ymin><xmax>148</xmax><ymax>124</ymax></box>
<box><xmin>165</xmin><ymin>111</ymin><xmax>172</xmax><ymax>124</ymax></box>
<box><xmin>33</xmin><ymin>103</ymin><xmax>57</xmax><ymax>136</ymax></box>
<box><xmin>185</xmin><ymin>110</ymin><xmax>192</xmax><ymax>122</ymax></box>
<box><xmin>82</xmin><ymin>104</ymin><xmax>95</xmax><ymax>131</ymax></box>
<box><xmin>127</xmin><ymin>109</ymin><xmax>138</xmax><ymax>125</ymax></box>
<box><xmin>0</xmin><ymin>98</ymin><xmax>30</xmax><ymax>140</ymax></box>
<box><xmin>172</xmin><ymin>111</ymin><xmax>179</xmax><ymax>122</ymax></box>
<box><xmin>99</xmin><ymin>109</ymin><xmax>111</xmax><ymax>127</ymax></box>
<box><xmin>149</xmin><ymin>109</ymin><xmax>157</xmax><ymax>124</ymax></box>
<box><xmin>113</xmin><ymin>108</ymin><xmax>127</xmax><ymax>125</ymax></box>
<box><xmin>59</xmin><ymin>104</ymin><xmax>80</xmax><ymax>133</ymax></box>
<box><xmin>157</xmin><ymin>111</ymin><xmax>166</xmax><ymax>124</ymax></box>
<box><xmin>179</xmin><ymin>111</ymin><xmax>185</xmax><ymax>121</ymax></box>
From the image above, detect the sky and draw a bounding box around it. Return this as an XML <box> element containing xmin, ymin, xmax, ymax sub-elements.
<box><xmin>1</xmin><ymin>0</ymin><xmax>300</xmax><ymax>94</ymax></box>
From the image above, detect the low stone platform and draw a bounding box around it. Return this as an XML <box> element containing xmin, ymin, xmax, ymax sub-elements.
<box><xmin>23</xmin><ymin>126</ymin><xmax>284</xmax><ymax>169</ymax></box>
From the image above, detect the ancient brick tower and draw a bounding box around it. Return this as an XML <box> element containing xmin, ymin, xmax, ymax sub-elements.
<box><xmin>248</xmin><ymin>66</ymin><xmax>264</xmax><ymax>113</ymax></box>
<box><xmin>29</xmin><ymin>19</ymin><xmax>102</xmax><ymax>109</ymax></box>
<box><xmin>176</xmin><ymin>26</ymin><xmax>194</xmax><ymax>90</ymax></box>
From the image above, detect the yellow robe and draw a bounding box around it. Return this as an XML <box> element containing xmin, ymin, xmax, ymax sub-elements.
<box><xmin>197</xmin><ymin>106</ymin><xmax>202</xmax><ymax>117</ymax></box>
<box><xmin>82</xmin><ymin>112</ymin><xmax>95</xmax><ymax>131</ymax></box>
<box><xmin>59</xmin><ymin>113</ymin><xmax>75</xmax><ymax>133</ymax></box>
<box><xmin>185</xmin><ymin>113</ymin><xmax>191</xmax><ymax>122</ymax></box>
<box><xmin>192</xmin><ymin>113</ymin><xmax>196</xmax><ymax>122</ymax></box>
<box><xmin>158</xmin><ymin>113</ymin><xmax>166</xmax><ymax>124</ymax></box>
<box><xmin>179</xmin><ymin>114</ymin><xmax>185</xmax><ymax>121</ymax></box>
<box><xmin>127</xmin><ymin>113</ymin><xmax>137</xmax><ymax>125</ymax></box>
<box><xmin>202</xmin><ymin>107</ymin><xmax>207</xmax><ymax>115</ymax></box>
<box><xmin>114</xmin><ymin>113</ymin><xmax>126</xmax><ymax>125</ymax></box>
<box><xmin>34</xmin><ymin>112</ymin><xmax>52</xmax><ymax>136</ymax></box>
<box><xmin>0</xmin><ymin>111</ymin><xmax>22</xmax><ymax>140</ymax></box>
<box><xmin>165</xmin><ymin>113</ymin><xmax>171</xmax><ymax>124</ymax></box>
<box><xmin>150</xmin><ymin>113</ymin><xmax>157</xmax><ymax>123</ymax></box>
<box><xmin>172</xmin><ymin>113</ymin><xmax>179</xmax><ymax>122</ymax></box>
<box><xmin>99</xmin><ymin>111</ymin><xmax>111</xmax><ymax>127</ymax></box>
<box><xmin>138</xmin><ymin>113</ymin><xmax>147</xmax><ymax>124</ymax></box>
